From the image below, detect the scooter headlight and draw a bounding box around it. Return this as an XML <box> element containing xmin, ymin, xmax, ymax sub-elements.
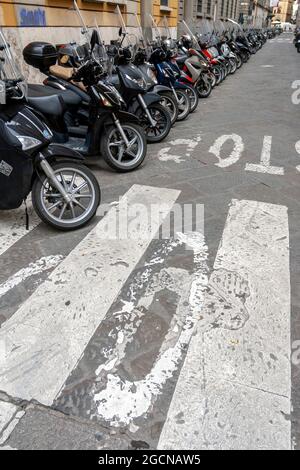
<box><xmin>99</xmin><ymin>93</ymin><xmax>113</xmax><ymax>107</ymax></box>
<box><xmin>16</xmin><ymin>136</ymin><xmax>42</xmax><ymax>151</ymax></box>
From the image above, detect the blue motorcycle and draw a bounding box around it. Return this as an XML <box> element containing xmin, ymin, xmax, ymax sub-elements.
<box><xmin>149</xmin><ymin>47</ymin><xmax>191</xmax><ymax>121</ymax></box>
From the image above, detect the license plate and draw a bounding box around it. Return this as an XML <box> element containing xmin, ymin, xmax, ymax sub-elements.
<box><xmin>0</xmin><ymin>80</ymin><xmax>5</xmax><ymax>105</ymax></box>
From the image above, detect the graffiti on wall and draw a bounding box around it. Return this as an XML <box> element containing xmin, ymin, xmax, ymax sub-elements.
<box><xmin>17</xmin><ymin>7</ymin><xmax>47</xmax><ymax>27</ymax></box>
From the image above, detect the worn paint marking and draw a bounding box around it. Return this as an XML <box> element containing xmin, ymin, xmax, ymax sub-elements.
<box><xmin>0</xmin><ymin>402</ymin><xmax>17</xmax><ymax>436</ymax></box>
<box><xmin>209</xmin><ymin>134</ymin><xmax>244</xmax><ymax>168</ymax></box>
<box><xmin>159</xmin><ymin>199</ymin><xmax>291</xmax><ymax>450</ymax></box>
<box><xmin>158</xmin><ymin>135</ymin><xmax>202</xmax><ymax>163</ymax></box>
<box><xmin>0</xmin><ymin>255</ymin><xmax>64</xmax><ymax>299</ymax></box>
<box><xmin>92</xmin><ymin>232</ymin><xmax>209</xmax><ymax>426</ymax></box>
<box><xmin>0</xmin><ymin>185</ymin><xmax>180</xmax><ymax>405</ymax></box>
<box><xmin>0</xmin><ymin>205</ymin><xmax>40</xmax><ymax>257</ymax></box>
<box><xmin>246</xmin><ymin>136</ymin><xmax>284</xmax><ymax>175</ymax></box>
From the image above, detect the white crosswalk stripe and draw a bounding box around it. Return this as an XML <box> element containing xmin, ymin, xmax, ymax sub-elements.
<box><xmin>0</xmin><ymin>191</ymin><xmax>292</xmax><ymax>450</ymax></box>
<box><xmin>0</xmin><ymin>402</ymin><xmax>17</xmax><ymax>436</ymax></box>
<box><xmin>0</xmin><ymin>185</ymin><xmax>180</xmax><ymax>405</ymax></box>
<box><xmin>158</xmin><ymin>200</ymin><xmax>291</xmax><ymax>450</ymax></box>
<box><xmin>0</xmin><ymin>205</ymin><xmax>40</xmax><ymax>257</ymax></box>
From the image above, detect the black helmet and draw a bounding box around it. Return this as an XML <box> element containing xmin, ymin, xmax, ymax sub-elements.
<box><xmin>118</xmin><ymin>47</ymin><xmax>133</xmax><ymax>63</ymax></box>
<box><xmin>181</xmin><ymin>34</ymin><xmax>192</xmax><ymax>50</ymax></box>
<box><xmin>58</xmin><ymin>43</ymin><xmax>85</xmax><ymax>68</ymax></box>
<box><xmin>150</xmin><ymin>48</ymin><xmax>167</xmax><ymax>64</ymax></box>
<box><xmin>134</xmin><ymin>48</ymin><xmax>147</xmax><ymax>65</ymax></box>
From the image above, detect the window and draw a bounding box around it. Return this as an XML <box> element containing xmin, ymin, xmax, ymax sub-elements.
<box><xmin>221</xmin><ymin>0</ymin><xmax>225</xmax><ymax>16</ymax></box>
<box><xmin>161</xmin><ymin>0</ymin><xmax>169</xmax><ymax>6</ymax></box>
<box><xmin>197</xmin><ymin>0</ymin><xmax>203</xmax><ymax>12</ymax></box>
<box><xmin>226</xmin><ymin>0</ymin><xmax>229</xmax><ymax>17</ymax></box>
<box><xmin>207</xmin><ymin>0</ymin><xmax>212</xmax><ymax>14</ymax></box>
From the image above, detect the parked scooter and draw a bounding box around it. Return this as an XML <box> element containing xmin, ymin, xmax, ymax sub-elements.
<box><xmin>294</xmin><ymin>28</ymin><xmax>300</xmax><ymax>53</ymax></box>
<box><xmin>0</xmin><ymin>29</ymin><xmax>100</xmax><ymax>230</ymax></box>
<box><xmin>109</xmin><ymin>38</ymin><xmax>172</xmax><ymax>143</ymax></box>
<box><xmin>133</xmin><ymin>48</ymin><xmax>179</xmax><ymax>124</ymax></box>
<box><xmin>24</xmin><ymin>31</ymin><xmax>148</xmax><ymax>171</ymax></box>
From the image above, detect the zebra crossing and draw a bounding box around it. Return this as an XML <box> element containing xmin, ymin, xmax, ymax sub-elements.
<box><xmin>0</xmin><ymin>185</ymin><xmax>292</xmax><ymax>450</ymax></box>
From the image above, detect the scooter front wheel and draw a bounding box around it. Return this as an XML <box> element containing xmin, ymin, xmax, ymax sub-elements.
<box><xmin>101</xmin><ymin>123</ymin><xmax>147</xmax><ymax>172</ymax></box>
<box><xmin>196</xmin><ymin>77</ymin><xmax>212</xmax><ymax>99</ymax></box>
<box><xmin>175</xmin><ymin>89</ymin><xmax>191</xmax><ymax>121</ymax></box>
<box><xmin>159</xmin><ymin>92</ymin><xmax>179</xmax><ymax>125</ymax></box>
<box><xmin>138</xmin><ymin>103</ymin><xmax>172</xmax><ymax>143</ymax></box>
<box><xmin>184</xmin><ymin>84</ymin><xmax>199</xmax><ymax>112</ymax></box>
<box><xmin>32</xmin><ymin>162</ymin><xmax>100</xmax><ymax>231</ymax></box>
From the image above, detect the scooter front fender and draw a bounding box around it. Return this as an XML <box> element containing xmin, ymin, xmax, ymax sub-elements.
<box><xmin>152</xmin><ymin>84</ymin><xmax>173</xmax><ymax>94</ymax></box>
<box><xmin>41</xmin><ymin>144</ymin><xmax>85</xmax><ymax>162</ymax></box>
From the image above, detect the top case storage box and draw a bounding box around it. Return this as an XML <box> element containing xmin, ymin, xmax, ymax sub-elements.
<box><xmin>23</xmin><ymin>42</ymin><xmax>58</xmax><ymax>73</ymax></box>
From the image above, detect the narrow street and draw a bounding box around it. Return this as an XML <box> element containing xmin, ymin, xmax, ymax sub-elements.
<box><xmin>0</xmin><ymin>33</ymin><xmax>299</xmax><ymax>450</ymax></box>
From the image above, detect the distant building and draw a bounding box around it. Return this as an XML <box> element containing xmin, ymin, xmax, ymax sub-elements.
<box><xmin>239</xmin><ymin>0</ymin><xmax>272</xmax><ymax>27</ymax></box>
<box><xmin>272</xmin><ymin>0</ymin><xmax>294</xmax><ymax>23</ymax></box>
<box><xmin>178</xmin><ymin>0</ymin><xmax>240</xmax><ymax>23</ymax></box>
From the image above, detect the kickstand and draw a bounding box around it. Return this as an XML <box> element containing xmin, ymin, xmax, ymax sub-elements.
<box><xmin>24</xmin><ymin>199</ymin><xmax>29</xmax><ymax>230</ymax></box>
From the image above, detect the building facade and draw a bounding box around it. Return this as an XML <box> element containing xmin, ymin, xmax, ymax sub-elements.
<box><xmin>0</xmin><ymin>0</ymin><xmax>179</xmax><ymax>80</ymax></box>
<box><xmin>272</xmin><ymin>0</ymin><xmax>294</xmax><ymax>23</ymax></box>
<box><xmin>239</xmin><ymin>0</ymin><xmax>271</xmax><ymax>27</ymax></box>
<box><xmin>178</xmin><ymin>0</ymin><xmax>240</xmax><ymax>22</ymax></box>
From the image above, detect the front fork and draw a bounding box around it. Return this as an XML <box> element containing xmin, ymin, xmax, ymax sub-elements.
<box><xmin>170</xmin><ymin>85</ymin><xmax>180</xmax><ymax>104</ymax></box>
<box><xmin>137</xmin><ymin>94</ymin><xmax>157</xmax><ymax>127</ymax></box>
<box><xmin>39</xmin><ymin>156</ymin><xmax>72</xmax><ymax>204</ymax></box>
<box><xmin>112</xmin><ymin>113</ymin><xmax>131</xmax><ymax>148</ymax></box>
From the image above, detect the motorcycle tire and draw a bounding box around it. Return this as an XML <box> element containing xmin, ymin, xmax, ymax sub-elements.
<box><xmin>184</xmin><ymin>84</ymin><xmax>199</xmax><ymax>112</ymax></box>
<box><xmin>32</xmin><ymin>161</ymin><xmax>100</xmax><ymax>231</ymax></box>
<box><xmin>101</xmin><ymin>123</ymin><xmax>147</xmax><ymax>171</ymax></box>
<box><xmin>159</xmin><ymin>91</ymin><xmax>179</xmax><ymax>125</ymax></box>
<box><xmin>175</xmin><ymin>89</ymin><xmax>191</xmax><ymax>121</ymax></box>
<box><xmin>196</xmin><ymin>77</ymin><xmax>212</xmax><ymax>99</ymax></box>
<box><xmin>139</xmin><ymin>103</ymin><xmax>172</xmax><ymax>144</ymax></box>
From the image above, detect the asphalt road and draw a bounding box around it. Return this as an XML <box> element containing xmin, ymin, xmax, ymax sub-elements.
<box><xmin>0</xmin><ymin>33</ymin><xmax>300</xmax><ymax>450</ymax></box>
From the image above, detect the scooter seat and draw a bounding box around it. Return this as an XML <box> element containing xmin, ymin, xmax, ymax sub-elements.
<box><xmin>27</xmin><ymin>94</ymin><xmax>64</xmax><ymax>117</ymax></box>
<box><xmin>28</xmin><ymin>84</ymin><xmax>81</xmax><ymax>108</ymax></box>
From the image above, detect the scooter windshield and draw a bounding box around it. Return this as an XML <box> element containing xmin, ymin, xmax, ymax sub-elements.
<box><xmin>196</xmin><ymin>19</ymin><xmax>214</xmax><ymax>45</ymax></box>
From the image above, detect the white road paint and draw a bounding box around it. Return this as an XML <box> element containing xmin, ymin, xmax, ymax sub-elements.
<box><xmin>0</xmin><ymin>410</ymin><xmax>25</xmax><ymax>446</ymax></box>
<box><xmin>295</xmin><ymin>140</ymin><xmax>300</xmax><ymax>172</ymax></box>
<box><xmin>0</xmin><ymin>255</ymin><xmax>64</xmax><ymax>299</ymax></box>
<box><xmin>246</xmin><ymin>136</ymin><xmax>285</xmax><ymax>175</ymax></box>
<box><xmin>292</xmin><ymin>80</ymin><xmax>300</xmax><ymax>105</ymax></box>
<box><xmin>159</xmin><ymin>199</ymin><xmax>291</xmax><ymax>450</ymax></box>
<box><xmin>93</xmin><ymin>232</ymin><xmax>209</xmax><ymax>426</ymax></box>
<box><xmin>158</xmin><ymin>135</ymin><xmax>202</xmax><ymax>163</ymax></box>
<box><xmin>158</xmin><ymin>147</ymin><xmax>185</xmax><ymax>164</ymax></box>
<box><xmin>0</xmin><ymin>185</ymin><xmax>180</xmax><ymax>405</ymax></box>
<box><xmin>0</xmin><ymin>402</ymin><xmax>17</xmax><ymax>436</ymax></box>
<box><xmin>0</xmin><ymin>205</ymin><xmax>39</xmax><ymax>257</ymax></box>
<box><xmin>261</xmin><ymin>65</ymin><xmax>274</xmax><ymax>68</ymax></box>
<box><xmin>209</xmin><ymin>134</ymin><xmax>244</xmax><ymax>168</ymax></box>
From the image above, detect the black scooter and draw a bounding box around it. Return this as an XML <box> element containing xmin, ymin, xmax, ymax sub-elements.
<box><xmin>0</xmin><ymin>31</ymin><xmax>100</xmax><ymax>231</ymax></box>
<box><xmin>24</xmin><ymin>32</ymin><xmax>147</xmax><ymax>172</ymax></box>
<box><xmin>109</xmin><ymin>40</ymin><xmax>172</xmax><ymax>144</ymax></box>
